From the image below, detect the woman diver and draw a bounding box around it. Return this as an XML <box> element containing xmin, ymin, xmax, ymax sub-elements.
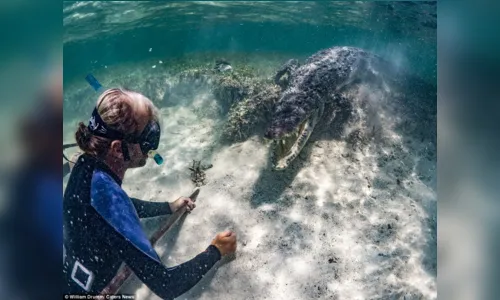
<box><xmin>63</xmin><ymin>86</ymin><xmax>237</xmax><ymax>299</ymax></box>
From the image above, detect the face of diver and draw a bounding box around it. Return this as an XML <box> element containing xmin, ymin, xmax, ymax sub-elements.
<box><xmin>108</xmin><ymin>137</ymin><xmax>148</xmax><ymax>169</ymax></box>
<box><xmin>108</xmin><ymin>109</ymin><xmax>153</xmax><ymax>169</ymax></box>
<box><xmin>126</xmin><ymin>113</ymin><xmax>153</xmax><ymax>169</ymax></box>
<box><xmin>127</xmin><ymin>142</ymin><xmax>148</xmax><ymax>168</ymax></box>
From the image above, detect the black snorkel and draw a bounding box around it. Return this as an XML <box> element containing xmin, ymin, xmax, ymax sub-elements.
<box><xmin>62</xmin><ymin>74</ymin><xmax>164</xmax><ymax>166</ymax></box>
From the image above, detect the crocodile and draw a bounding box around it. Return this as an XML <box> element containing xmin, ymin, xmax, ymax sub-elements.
<box><xmin>264</xmin><ymin>46</ymin><xmax>399</xmax><ymax>170</ymax></box>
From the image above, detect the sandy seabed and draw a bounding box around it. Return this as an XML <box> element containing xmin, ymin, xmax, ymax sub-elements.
<box><xmin>63</xmin><ymin>57</ymin><xmax>436</xmax><ymax>300</ymax></box>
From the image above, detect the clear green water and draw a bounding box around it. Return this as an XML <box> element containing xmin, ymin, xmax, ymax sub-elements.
<box><xmin>63</xmin><ymin>1</ymin><xmax>436</xmax><ymax>87</ymax></box>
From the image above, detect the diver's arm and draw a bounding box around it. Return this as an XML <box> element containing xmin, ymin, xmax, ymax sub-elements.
<box><xmin>130</xmin><ymin>197</ymin><xmax>173</xmax><ymax>218</ymax></box>
<box><xmin>116</xmin><ymin>236</ymin><xmax>221</xmax><ymax>300</ymax></box>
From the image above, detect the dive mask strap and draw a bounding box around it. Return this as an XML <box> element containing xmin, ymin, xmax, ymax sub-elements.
<box><xmin>87</xmin><ymin>107</ymin><xmax>132</xmax><ymax>162</ymax></box>
<box><xmin>87</xmin><ymin>107</ymin><xmax>125</xmax><ymax>140</ymax></box>
<box><xmin>84</xmin><ymin>73</ymin><xmax>163</xmax><ymax>165</ymax></box>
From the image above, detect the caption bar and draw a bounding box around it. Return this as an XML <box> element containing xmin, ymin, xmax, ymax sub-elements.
<box><xmin>63</xmin><ymin>295</ymin><xmax>135</xmax><ymax>300</ymax></box>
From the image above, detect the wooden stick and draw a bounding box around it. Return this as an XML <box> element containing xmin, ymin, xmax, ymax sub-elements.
<box><xmin>100</xmin><ymin>188</ymin><xmax>201</xmax><ymax>295</ymax></box>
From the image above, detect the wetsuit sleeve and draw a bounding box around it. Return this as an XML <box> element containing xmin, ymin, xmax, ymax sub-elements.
<box><xmin>91</xmin><ymin>169</ymin><xmax>219</xmax><ymax>298</ymax></box>
<box><xmin>130</xmin><ymin>197</ymin><xmax>173</xmax><ymax>218</ymax></box>
<box><xmin>113</xmin><ymin>231</ymin><xmax>221</xmax><ymax>300</ymax></box>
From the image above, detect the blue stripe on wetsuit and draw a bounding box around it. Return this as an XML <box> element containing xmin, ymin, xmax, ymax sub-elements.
<box><xmin>82</xmin><ymin>164</ymin><xmax>221</xmax><ymax>299</ymax></box>
<box><xmin>90</xmin><ymin>169</ymin><xmax>161</xmax><ymax>263</ymax></box>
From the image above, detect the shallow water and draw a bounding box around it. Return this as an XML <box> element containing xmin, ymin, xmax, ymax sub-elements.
<box><xmin>63</xmin><ymin>2</ymin><xmax>437</xmax><ymax>299</ymax></box>
<box><xmin>63</xmin><ymin>1</ymin><xmax>436</xmax><ymax>84</ymax></box>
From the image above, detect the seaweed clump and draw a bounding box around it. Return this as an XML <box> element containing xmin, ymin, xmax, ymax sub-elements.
<box><xmin>189</xmin><ymin>160</ymin><xmax>213</xmax><ymax>187</ymax></box>
<box><xmin>221</xmin><ymin>82</ymin><xmax>281</xmax><ymax>142</ymax></box>
<box><xmin>211</xmin><ymin>65</ymin><xmax>262</xmax><ymax>112</ymax></box>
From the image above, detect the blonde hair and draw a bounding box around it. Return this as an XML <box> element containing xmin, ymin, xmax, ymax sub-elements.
<box><xmin>75</xmin><ymin>88</ymin><xmax>160</xmax><ymax>158</ymax></box>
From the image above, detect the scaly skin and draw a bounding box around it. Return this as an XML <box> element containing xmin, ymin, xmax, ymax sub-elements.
<box><xmin>265</xmin><ymin>46</ymin><xmax>390</xmax><ymax>170</ymax></box>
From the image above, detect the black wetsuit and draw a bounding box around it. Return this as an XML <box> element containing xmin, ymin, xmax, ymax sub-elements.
<box><xmin>63</xmin><ymin>154</ymin><xmax>221</xmax><ymax>299</ymax></box>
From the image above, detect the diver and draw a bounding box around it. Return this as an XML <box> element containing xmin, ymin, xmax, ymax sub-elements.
<box><xmin>63</xmin><ymin>83</ymin><xmax>237</xmax><ymax>299</ymax></box>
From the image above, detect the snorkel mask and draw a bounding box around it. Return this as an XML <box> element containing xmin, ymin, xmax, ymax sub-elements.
<box><xmin>85</xmin><ymin>74</ymin><xmax>164</xmax><ymax>165</ymax></box>
<box><xmin>125</xmin><ymin>119</ymin><xmax>163</xmax><ymax>165</ymax></box>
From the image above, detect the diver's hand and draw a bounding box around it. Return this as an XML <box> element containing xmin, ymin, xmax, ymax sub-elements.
<box><xmin>211</xmin><ymin>231</ymin><xmax>237</xmax><ymax>256</ymax></box>
<box><xmin>169</xmin><ymin>196</ymin><xmax>196</xmax><ymax>213</ymax></box>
